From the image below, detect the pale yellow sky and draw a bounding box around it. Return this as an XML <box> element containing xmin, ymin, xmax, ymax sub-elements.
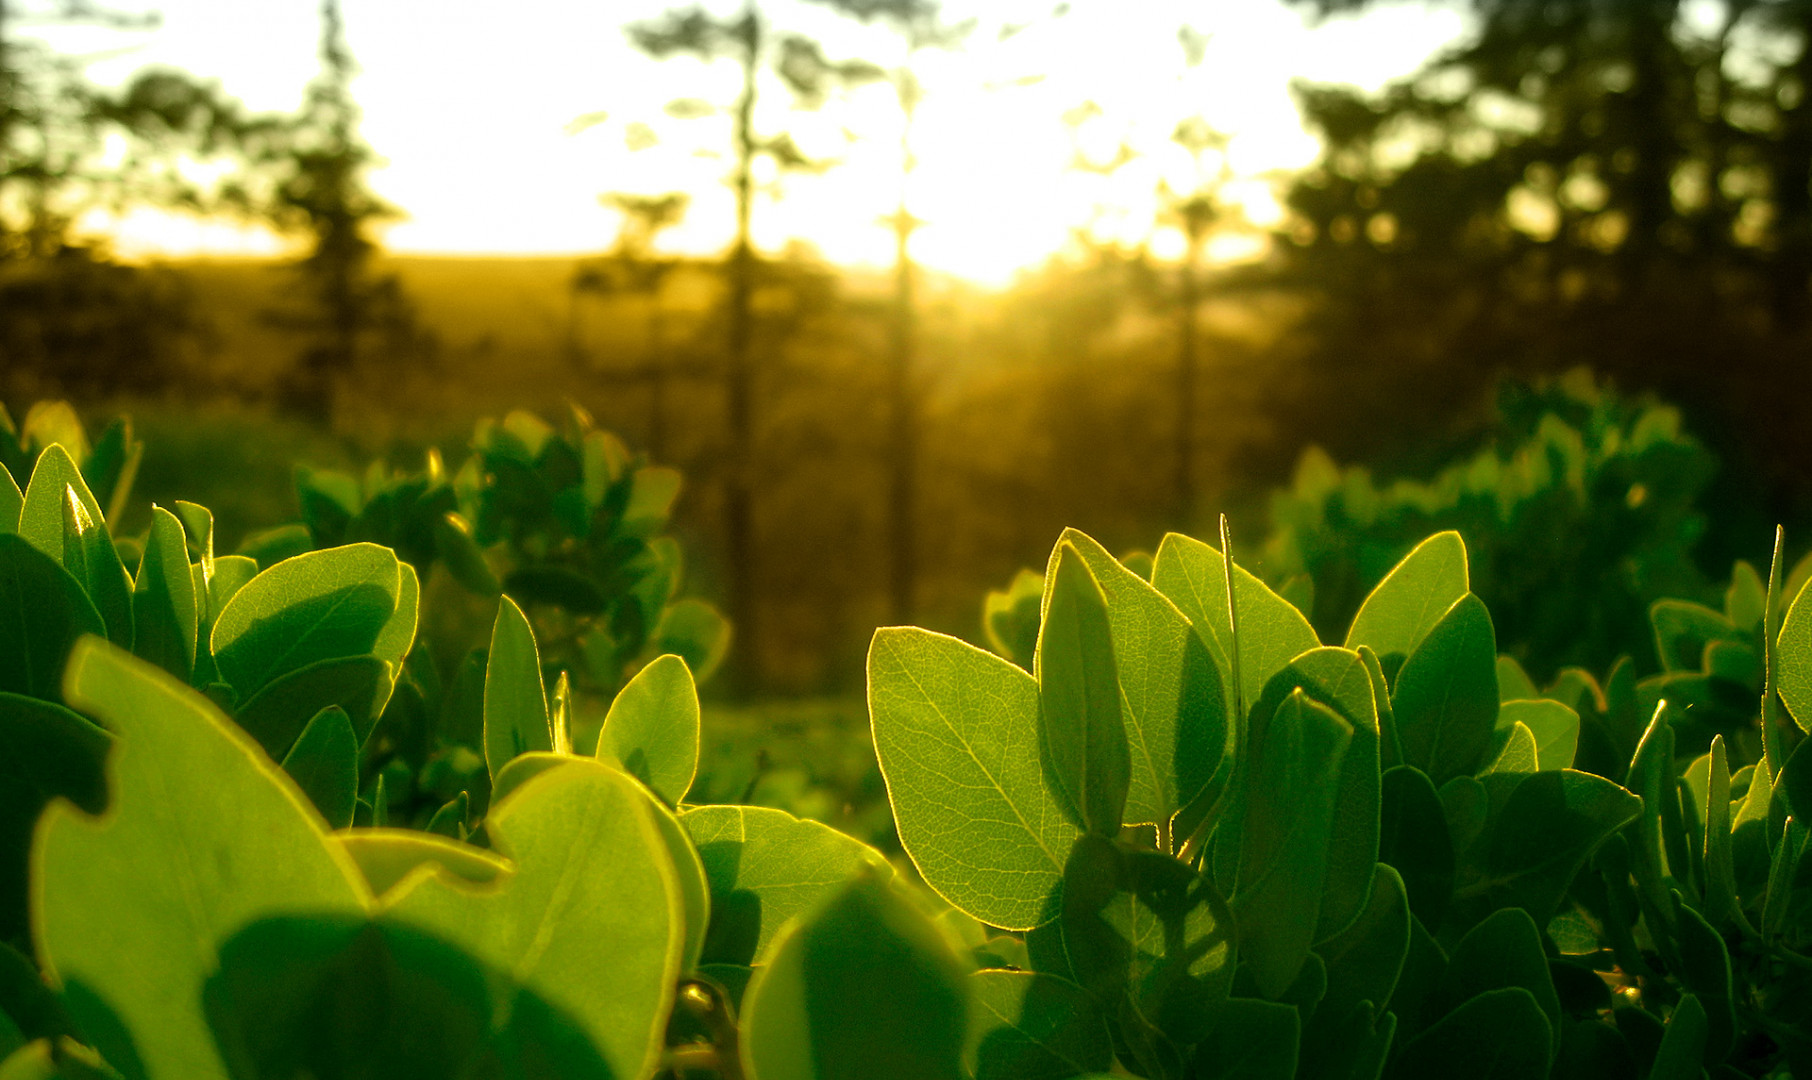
<box><xmin>39</xmin><ymin>0</ymin><xmax>1468</xmax><ymax>285</ymax></box>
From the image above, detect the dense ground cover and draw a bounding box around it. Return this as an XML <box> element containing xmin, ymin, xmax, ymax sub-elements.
<box><xmin>1</xmin><ymin>398</ymin><xmax>1809</xmax><ymax>1079</ymax></box>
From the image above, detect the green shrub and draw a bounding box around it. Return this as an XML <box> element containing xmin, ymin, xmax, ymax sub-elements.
<box><xmin>4</xmin><ymin>417</ymin><xmax>1811</xmax><ymax>1078</ymax></box>
<box><xmin>1262</xmin><ymin>372</ymin><xmax>1716</xmax><ymax>681</ymax></box>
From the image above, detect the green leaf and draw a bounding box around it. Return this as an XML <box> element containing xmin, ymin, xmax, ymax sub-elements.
<box><xmin>1036</xmin><ymin>541</ymin><xmax>1131</xmax><ymax>835</ymax></box>
<box><xmin>483</xmin><ymin>594</ymin><xmax>551</xmax><ymax>781</ymax></box>
<box><xmin>0</xmin><ymin>469</ymin><xmax>19</xmax><ymax>534</ymax></box>
<box><xmin>0</xmin><ymin>694</ymin><xmax>109</xmax><ymax>949</ymax></box>
<box><xmin>1380</xmin><ymin>766</ymin><xmax>1455</xmax><ymax>931</ymax></box>
<box><xmin>334</xmin><ymin>829</ymin><xmax>508</xmax><ymax>898</ymax></box>
<box><xmin>1701</xmin><ymin>736</ymin><xmax>1744</xmax><ymax>928</ymax></box>
<box><xmin>1779</xmin><ymin>721</ymin><xmax>1812</xmax><ymax>821</ymax></box>
<box><xmin>1483</xmin><ymin>721</ymin><xmax>1539</xmax><ymax>777</ymax></box>
<box><xmin>58</xmin><ymin>489</ymin><xmax>130</xmax><ymax>650</ymax></box>
<box><xmin>36</xmin><ymin>640</ymin><xmax>367</xmax><ymax>1080</ymax></box>
<box><xmin>1671</xmin><ymin>898</ymin><xmax>1735</xmax><ymax>1063</ymax></box>
<box><xmin>16</xmin><ymin>447</ymin><xmax>104</xmax><ymax>569</ymax></box>
<box><xmin>596</xmin><ymin>653</ymin><xmax>700</xmax><ymax>806</ymax></box>
<box><xmin>1047</xmin><ymin>530</ymin><xmax>1228</xmax><ymax>834</ymax></box>
<box><xmin>967</xmin><ymin>970</ymin><xmax>1111</xmax><ymax>1080</ymax></box>
<box><xmin>1151</xmin><ymin>532</ymin><xmax>1319</xmax><ymax>714</ymax></box>
<box><xmin>680</xmin><ymin>804</ymin><xmax>891</xmax><ymax>967</ymax></box>
<box><xmin>1392</xmin><ymin>593</ymin><xmax>1499</xmax><ymax>785</ymax></box>
<box><xmin>1651</xmin><ymin>600</ymin><xmax>1738</xmax><ymax>674</ymax></box>
<box><xmin>379</xmin><ymin>758</ymin><xmax>683</xmax><ymax>1080</ymax></box>
<box><xmin>984</xmin><ymin>568</ymin><xmax>1044</xmax><ymax>670</ymax></box>
<box><xmin>1648</xmin><ymin>994</ymin><xmax>1707</xmax><ymax>1080</ymax></box>
<box><xmin>1435</xmin><ymin>908</ymin><xmax>1561</xmax><ymax>1061</ymax></box>
<box><xmin>1246</xmin><ymin>647</ymin><xmax>1382</xmax><ymax>940</ymax></box>
<box><xmin>1499</xmin><ymin>699</ymin><xmax>1579</xmax><ymax>772</ymax></box>
<box><xmin>641</xmin><ymin>788</ymin><xmax>711</xmax><ymax>975</ymax></box>
<box><xmin>1496</xmin><ymin>656</ymin><xmax>1538</xmax><ymax>703</ymax></box>
<box><xmin>1393</xmin><ymin>987</ymin><xmax>1551</xmax><ymax>1080</ymax></box>
<box><xmin>622</xmin><ymin>466</ymin><xmax>682</xmax><ymax>535</ymax></box>
<box><xmin>1476</xmin><ymin>770</ymin><xmax>1643</xmax><ymax>923</ymax></box>
<box><xmin>280</xmin><ymin>706</ymin><xmax>359</xmax><ymax>829</ymax></box>
<box><xmin>1761</xmin><ymin>817</ymin><xmax>1806</xmax><ymax>939</ymax></box>
<box><xmin>132</xmin><ymin>508</ymin><xmax>197</xmax><ymax>682</ymax></box>
<box><xmin>740</xmin><ymin>868</ymin><xmax>970</xmax><ymax>1080</ymax></box>
<box><xmin>1316</xmin><ymin>862</ymin><xmax>1411</xmax><ymax>1026</ymax></box>
<box><xmin>1235</xmin><ymin>689</ymin><xmax>1353</xmax><ymax>998</ymax></box>
<box><xmin>1193</xmin><ymin>997</ymin><xmax>1300</xmax><ymax>1080</ymax></box>
<box><xmin>372</xmin><ymin>561</ymin><xmax>418</xmax><ymax>667</ymax></box>
<box><xmin>232</xmin><ymin>654</ymin><xmax>394</xmax><ymax>761</ymax></box>
<box><xmin>1777</xmin><ymin>574</ymin><xmax>1812</xmax><ymax>735</ymax></box>
<box><xmin>433</xmin><ymin>512</ymin><xmax>502</xmax><ymax>595</ymax></box>
<box><xmin>426</xmin><ymin>792</ymin><xmax>470</xmax><ymax>840</ymax></box>
<box><xmin>1345</xmin><ymin>530</ymin><xmax>1469</xmax><ymax>672</ymax></box>
<box><xmin>0</xmin><ymin>535</ymin><xmax>104</xmax><ymax>703</ymax></box>
<box><xmin>868</xmin><ymin>627</ymin><xmax>1079</xmax><ymax>930</ymax></box>
<box><xmin>210</xmin><ymin>544</ymin><xmax>403</xmax><ymax>700</ymax></box>
<box><xmin>203</xmin><ymin>914</ymin><xmax>614</xmax><ymax>1080</ymax></box>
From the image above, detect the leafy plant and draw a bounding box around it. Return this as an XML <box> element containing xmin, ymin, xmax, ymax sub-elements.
<box><xmin>6</xmin><ymin>415</ymin><xmax>1812</xmax><ymax>1078</ymax></box>
<box><xmin>1262</xmin><ymin>373</ymin><xmax>1715</xmax><ymax>681</ymax></box>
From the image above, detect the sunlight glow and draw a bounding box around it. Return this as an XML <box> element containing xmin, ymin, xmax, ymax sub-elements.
<box><xmin>44</xmin><ymin>0</ymin><xmax>1469</xmax><ymax>286</ymax></box>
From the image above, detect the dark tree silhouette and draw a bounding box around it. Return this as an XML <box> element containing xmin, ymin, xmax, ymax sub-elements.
<box><xmin>264</xmin><ymin>0</ymin><xmax>422</xmax><ymax>420</ymax></box>
<box><xmin>806</xmin><ymin>0</ymin><xmax>973</xmax><ymax>626</ymax></box>
<box><xmin>625</xmin><ymin>2</ymin><xmax>877</xmax><ymax>688</ymax></box>
<box><xmin>1267</xmin><ymin>0</ymin><xmax>1812</xmax><ymax>528</ymax></box>
<box><xmin>570</xmin><ymin>190</ymin><xmax>692</xmax><ymax>458</ymax></box>
<box><xmin>0</xmin><ymin>1</ymin><xmax>276</xmax><ymax>397</ymax></box>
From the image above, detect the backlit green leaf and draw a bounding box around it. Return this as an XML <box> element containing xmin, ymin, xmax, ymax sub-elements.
<box><xmin>681</xmin><ymin>803</ymin><xmax>891</xmax><ymax>967</ymax></box>
<box><xmin>380</xmin><ymin>758</ymin><xmax>683</xmax><ymax>1080</ymax></box>
<box><xmin>1036</xmin><ymin>542</ymin><xmax>1130</xmax><ymax>836</ymax></box>
<box><xmin>1499</xmin><ymin>699</ymin><xmax>1579</xmax><ymax>772</ymax></box>
<box><xmin>967</xmin><ymin>970</ymin><xmax>1111</xmax><ymax>1080</ymax></box>
<box><xmin>0</xmin><ymin>535</ymin><xmax>104</xmax><ymax>704</ymax></box>
<box><xmin>0</xmin><ymin>694</ymin><xmax>109</xmax><ymax>951</ymax></box>
<box><xmin>1150</xmin><ymin>532</ymin><xmax>1319</xmax><ymax>714</ymax></box>
<box><xmin>483</xmin><ymin>594</ymin><xmax>551</xmax><ymax>781</ymax></box>
<box><xmin>741</xmin><ymin>868</ymin><xmax>970</xmax><ymax>1080</ymax></box>
<box><xmin>1048</xmin><ymin>529</ymin><xmax>1228</xmax><ymax>834</ymax></box>
<box><xmin>1477</xmin><ymin>770</ymin><xmax>1642</xmax><ymax>923</ymax></box>
<box><xmin>1316</xmin><ymin>862</ymin><xmax>1410</xmax><ymax>1026</ymax></box>
<box><xmin>280</xmin><ymin>706</ymin><xmax>359</xmax><ymax>829</ymax></box>
<box><xmin>58</xmin><ymin>490</ymin><xmax>130</xmax><ymax>650</ymax></box>
<box><xmin>1483</xmin><ymin>722</ymin><xmax>1539</xmax><ymax>777</ymax></box>
<box><xmin>868</xmin><ymin>627</ymin><xmax>1078</xmax><ymax>931</ymax></box>
<box><xmin>17</xmin><ymin>448</ymin><xmax>103</xmax><ymax>569</ymax></box>
<box><xmin>211</xmin><ymin>544</ymin><xmax>403</xmax><ymax>700</ymax></box>
<box><xmin>1435</xmin><ymin>908</ymin><xmax>1561</xmax><ymax>1061</ymax></box>
<box><xmin>36</xmin><ymin>640</ymin><xmax>367</xmax><ymax>1080</ymax></box>
<box><xmin>1777</xmin><ymin>575</ymin><xmax>1812</xmax><ymax>734</ymax></box>
<box><xmin>0</xmin><ymin>470</ymin><xmax>19</xmax><ymax>534</ymax></box>
<box><xmin>597</xmin><ymin>653</ymin><xmax>699</xmax><ymax>806</ymax></box>
<box><xmin>1392</xmin><ymin>593</ymin><xmax>1498</xmax><ymax>785</ymax></box>
<box><xmin>131</xmin><ymin>508</ymin><xmax>197</xmax><ymax>682</ymax></box>
<box><xmin>334</xmin><ymin>829</ymin><xmax>508</xmax><ymax>897</ymax></box>
<box><xmin>232</xmin><ymin>654</ymin><xmax>394</xmax><ymax>761</ymax></box>
<box><xmin>1235</xmin><ymin>689</ymin><xmax>1353</xmax><ymax>998</ymax></box>
<box><xmin>1345</xmin><ymin>530</ymin><xmax>1469</xmax><ymax>673</ymax></box>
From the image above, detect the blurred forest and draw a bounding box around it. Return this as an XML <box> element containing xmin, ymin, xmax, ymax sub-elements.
<box><xmin>5</xmin><ymin>0</ymin><xmax>1812</xmax><ymax>695</ymax></box>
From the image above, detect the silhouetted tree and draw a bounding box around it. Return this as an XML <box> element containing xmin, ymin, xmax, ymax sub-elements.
<box><xmin>625</xmin><ymin>3</ymin><xmax>878</xmax><ymax>688</ymax></box>
<box><xmin>1269</xmin><ymin>0</ymin><xmax>1812</xmax><ymax>527</ymax></box>
<box><xmin>570</xmin><ymin>191</ymin><xmax>692</xmax><ymax>457</ymax></box>
<box><xmin>264</xmin><ymin>0</ymin><xmax>422</xmax><ymax>420</ymax></box>
<box><xmin>0</xmin><ymin>1</ymin><xmax>271</xmax><ymax>396</ymax></box>
<box><xmin>807</xmin><ymin>0</ymin><xmax>972</xmax><ymax>625</ymax></box>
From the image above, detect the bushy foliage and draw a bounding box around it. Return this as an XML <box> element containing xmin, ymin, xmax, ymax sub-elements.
<box><xmin>4</xmin><ymin>410</ymin><xmax>1812</xmax><ymax>1079</ymax></box>
<box><xmin>1262</xmin><ymin>373</ymin><xmax>1715</xmax><ymax>679</ymax></box>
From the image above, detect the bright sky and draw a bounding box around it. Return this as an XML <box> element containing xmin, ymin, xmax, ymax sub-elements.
<box><xmin>34</xmin><ymin>0</ymin><xmax>1468</xmax><ymax>286</ymax></box>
